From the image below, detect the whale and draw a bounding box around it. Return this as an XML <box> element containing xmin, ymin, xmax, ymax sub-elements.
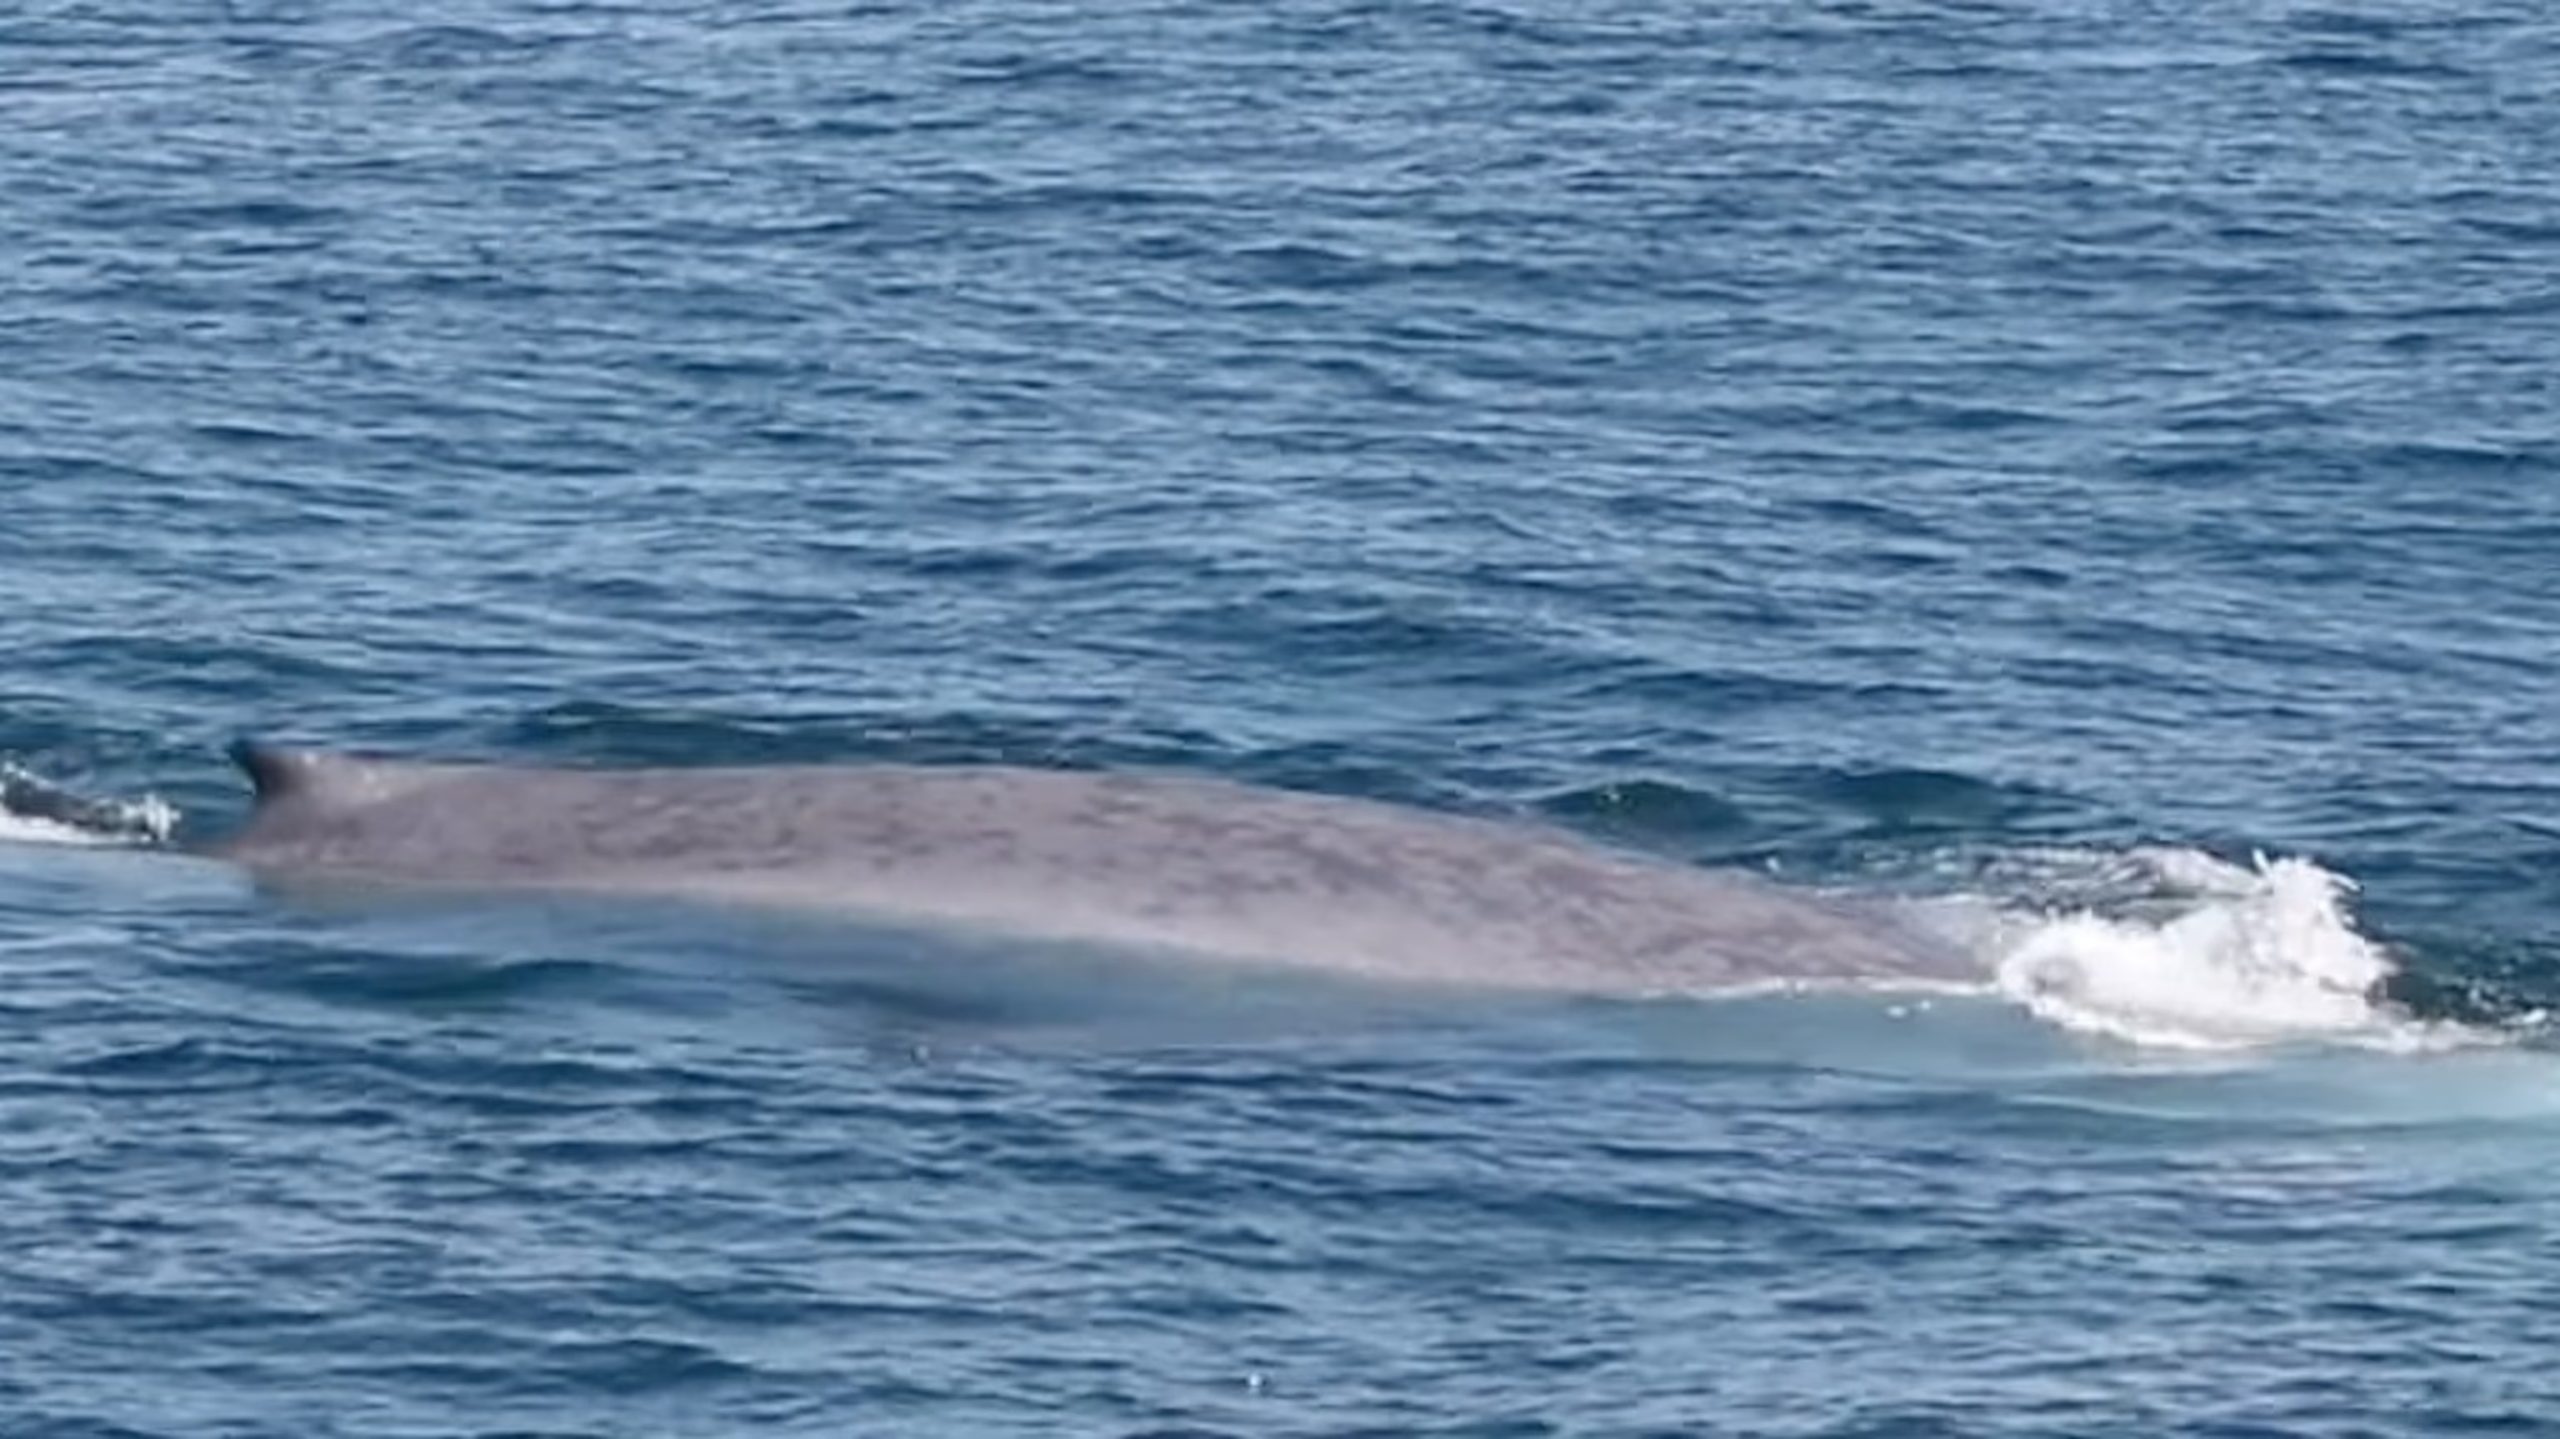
<box><xmin>205</xmin><ymin>743</ymin><xmax>1979</xmax><ymax>995</ymax></box>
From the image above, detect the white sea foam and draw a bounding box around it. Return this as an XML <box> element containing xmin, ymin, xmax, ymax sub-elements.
<box><xmin>0</xmin><ymin>811</ymin><xmax>120</xmax><ymax>846</ymax></box>
<box><xmin>0</xmin><ymin>762</ymin><xmax>178</xmax><ymax>848</ymax></box>
<box><xmin>1915</xmin><ymin>846</ymin><xmax>2476</xmax><ymax>1052</ymax></box>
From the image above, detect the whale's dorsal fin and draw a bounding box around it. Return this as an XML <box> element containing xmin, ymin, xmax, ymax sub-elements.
<box><xmin>231</xmin><ymin>741</ymin><xmax>377</xmax><ymax>809</ymax></box>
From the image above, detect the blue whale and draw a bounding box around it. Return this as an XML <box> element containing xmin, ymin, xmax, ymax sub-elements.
<box><xmin>208</xmin><ymin>744</ymin><xmax>1975</xmax><ymax>994</ymax></box>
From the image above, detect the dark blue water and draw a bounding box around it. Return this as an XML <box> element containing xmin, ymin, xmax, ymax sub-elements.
<box><xmin>6</xmin><ymin>1</ymin><xmax>2560</xmax><ymax>1433</ymax></box>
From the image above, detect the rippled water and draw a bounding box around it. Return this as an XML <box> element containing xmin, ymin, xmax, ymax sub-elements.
<box><xmin>5</xmin><ymin>1</ymin><xmax>2558</xmax><ymax>1434</ymax></box>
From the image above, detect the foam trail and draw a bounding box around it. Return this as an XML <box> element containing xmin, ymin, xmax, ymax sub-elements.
<box><xmin>0</xmin><ymin>762</ymin><xmax>178</xmax><ymax>847</ymax></box>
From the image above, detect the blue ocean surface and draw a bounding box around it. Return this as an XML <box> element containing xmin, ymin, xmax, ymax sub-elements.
<box><xmin>5</xmin><ymin>0</ymin><xmax>2559</xmax><ymax>1433</ymax></box>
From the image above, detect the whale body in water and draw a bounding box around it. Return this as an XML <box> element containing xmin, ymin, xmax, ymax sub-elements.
<box><xmin>207</xmin><ymin>744</ymin><xmax>1977</xmax><ymax>994</ymax></box>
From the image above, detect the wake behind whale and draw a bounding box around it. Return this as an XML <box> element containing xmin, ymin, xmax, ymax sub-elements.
<box><xmin>202</xmin><ymin>744</ymin><xmax>1979</xmax><ymax>995</ymax></box>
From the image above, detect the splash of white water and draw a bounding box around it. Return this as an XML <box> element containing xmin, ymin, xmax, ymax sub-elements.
<box><xmin>1978</xmin><ymin>848</ymin><xmax>2433</xmax><ymax>1051</ymax></box>
<box><xmin>0</xmin><ymin>762</ymin><xmax>178</xmax><ymax>847</ymax></box>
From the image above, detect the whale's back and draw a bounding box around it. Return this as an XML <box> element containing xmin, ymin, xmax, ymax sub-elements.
<box><xmin>210</xmin><ymin>746</ymin><xmax>1973</xmax><ymax>993</ymax></box>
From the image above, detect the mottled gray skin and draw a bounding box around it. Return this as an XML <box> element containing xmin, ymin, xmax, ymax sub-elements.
<box><xmin>208</xmin><ymin>745</ymin><xmax>1977</xmax><ymax>994</ymax></box>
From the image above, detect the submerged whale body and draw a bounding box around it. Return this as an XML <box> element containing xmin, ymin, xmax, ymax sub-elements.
<box><xmin>207</xmin><ymin>744</ymin><xmax>1979</xmax><ymax>994</ymax></box>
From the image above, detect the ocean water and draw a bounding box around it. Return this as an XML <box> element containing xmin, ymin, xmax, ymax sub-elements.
<box><xmin>5</xmin><ymin>0</ymin><xmax>2559</xmax><ymax>1433</ymax></box>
